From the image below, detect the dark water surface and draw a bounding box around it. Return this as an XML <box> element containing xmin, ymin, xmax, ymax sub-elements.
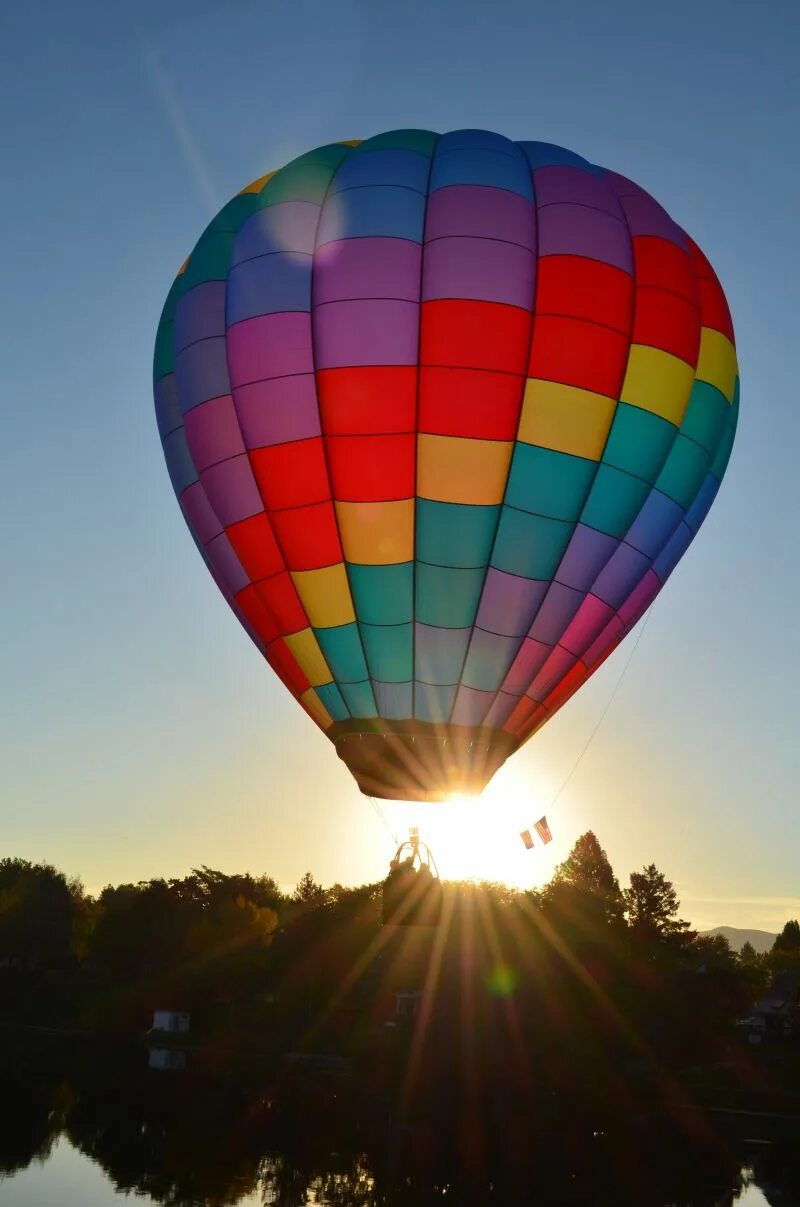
<box><xmin>0</xmin><ymin>1038</ymin><xmax>798</xmax><ymax>1206</ymax></box>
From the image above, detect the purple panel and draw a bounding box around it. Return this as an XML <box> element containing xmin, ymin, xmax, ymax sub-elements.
<box><xmin>174</xmin><ymin>281</ymin><xmax>226</xmax><ymax>352</ymax></box>
<box><xmin>199</xmin><ymin>454</ymin><xmax>263</xmax><ymax>527</ymax></box>
<box><xmin>556</xmin><ymin>524</ymin><xmax>620</xmax><ymax>591</ymax></box>
<box><xmin>313</xmin><ymin>237</ymin><xmax>421</xmax><ymax>304</ymax></box>
<box><xmin>476</xmin><ymin>569</ymin><xmax>548</xmax><ymax>637</ymax></box>
<box><xmin>205</xmin><ymin>531</ymin><xmax>249</xmax><ymax>595</ymax></box>
<box><xmin>483</xmin><ymin>690</ymin><xmax>519</xmax><ymax>729</ymax></box>
<box><xmin>528</xmin><ymin>646</ymin><xmax>577</xmax><ymax>701</ymax></box>
<box><xmin>179</xmin><ymin>480</ymin><xmax>223</xmax><ymax>545</ymax></box>
<box><xmin>235</xmin><ymin>373</ymin><xmax>321</xmax><ymax>449</ymax></box>
<box><xmin>184</xmin><ymin>395</ymin><xmax>245</xmax><ymax>472</ymax></box>
<box><xmin>414</xmin><ymin>623</ymin><xmax>471</xmax><ymax>684</ymax></box>
<box><xmin>313</xmin><ymin>299</ymin><xmax>418</xmax><ymax>369</ymax></box>
<box><xmin>422</xmin><ymin>237</ymin><xmax>536</xmax><ymax>308</ymax></box>
<box><xmin>502</xmin><ymin>637</ymin><xmax>551</xmax><ymax>695</ymax></box>
<box><xmin>617</xmin><ymin>195</ymin><xmax>688</xmax><ymax>249</ymax></box>
<box><xmin>226</xmin><ymin>313</ymin><xmax>313</xmax><ymax>387</ymax></box>
<box><xmin>424</xmin><ymin>185</ymin><xmax>536</xmax><ymax>249</ymax></box>
<box><xmin>625</xmin><ymin>489</ymin><xmax>684</xmax><ymax>559</ymax></box>
<box><xmin>528</xmin><ymin>582</ymin><xmax>584</xmax><ymax>644</ymax></box>
<box><xmin>601</xmin><ymin>170</ymin><xmax>649</xmax><ymax>198</ymax></box>
<box><xmin>450</xmin><ymin>685</ymin><xmax>495</xmax><ymax>726</ymax></box>
<box><xmin>592</xmin><ymin>543</ymin><xmax>651</xmax><ymax>611</ymax></box>
<box><xmin>537</xmin><ymin>204</ymin><xmax>633</xmax><ymax>273</ymax></box>
<box><xmin>618</xmin><ymin>568</ymin><xmax>661</xmax><ymax>627</ymax></box>
<box><xmin>174</xmin><ymin>337</ymin><xmax>231</xmax><ymax>412</ymax></box>
<box><xmin>533</xmin><ymin>166</ymin><xmax>624</xmax><ymax>217</ymax></box>
<box><xmin>232</xmin><ymin>201</ymin><xmax>320</xmax><ymax>264</ymax></box>
<box><xmin>154</xmin><ymin>374</ymin><xmax>181</xmax><ymax>440</ymax></box>
<box><xmin>560</xmin><ymin>594</ymin><xmax>616</xmax><ymax>658</ymax></box>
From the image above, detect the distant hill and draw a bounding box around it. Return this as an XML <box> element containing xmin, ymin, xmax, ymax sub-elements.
<box><xmin>701</xmin><ymin>926</ymin><xmax>776</xmax><ymax>954</ymax></box>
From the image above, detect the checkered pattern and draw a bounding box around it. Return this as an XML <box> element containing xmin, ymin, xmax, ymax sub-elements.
<box><xmin>154</xmin><ymin>129</ymin><xmax>738</xmax><ymax>795</ymax></box>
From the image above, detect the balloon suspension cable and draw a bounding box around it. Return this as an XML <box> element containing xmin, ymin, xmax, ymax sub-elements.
<box><xmin>366</xmin><ymin>793</ymin><xmax>400</xmax><ymax>847</ymax></box>
<box><xmin>547</xmin><ymin>605</ymin><xmax>654</xmax><ymax>817</ymax></box>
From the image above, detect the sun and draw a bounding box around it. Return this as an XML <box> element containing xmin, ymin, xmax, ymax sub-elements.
<box><xmin>376</xmin><ymin>765</ymin><xmax>561</xmax><ymax>889</ymax></box>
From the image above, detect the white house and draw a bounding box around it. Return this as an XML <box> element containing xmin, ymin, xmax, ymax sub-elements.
<box><xmin>150</xmin><ymin>1009</ymin><xmax>191</xmax><ymax>1034</ymax></box>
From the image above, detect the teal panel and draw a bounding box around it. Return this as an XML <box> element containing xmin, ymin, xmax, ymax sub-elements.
<box><xmin>414</xmin><ymin>682</ymin><xmax>457</xmax><ymax>724</ymax></box>
<box><xmin>159</xmin><ymin>276</ymin><xmax>182</xmax><ymax>328</ymax></box>
<box><xmin>315</xmin><ymin>683</ymin><xmax>349</xmax><ymax>722</ymax></box>
<box><xmin>680</xmin><ymin>382</ymin><xmax>728</xmax><ymax>454</ymax></box>
<box><xmin>208</xmin><ymin>193</ymin><xmax>260</xmax><ymax>234</ymax></box>
<box><xmin>580</xmin><ymin>465</ymin><xmax>651</xmax><ymax>538</ymax></box>
<box><xmin>415</xmin><ymin>564</ymin><xmax>485</xmax><ymax>628</ymax></box>
<box><xmin>656</xmin><ymin>435</ymin><xmax>711</xmax><ymax>509</ymax></box>
<box><xmin>180</xmin><ymin>231</ymin><xmax>237</xmax><ymax>293</ymax></box>
<box><xmin>602</xmin><ymin>404</ymin><xmax>677</xmax><ymax>483</ymax></box>
<box><xmin>416</xmin><ymin>500</ymin><xmax>500</xmax><ymax>568</ymax></box>
<box><xmin>492</xmin><ymin>510</ymin><xmax>573</xmax><ymax>579</ymax></box>
<box><xmin>153</xmin><ymin>321</ymin><xmax>174</xmax><ymax>382</ymax></box>
<box><xmin>356</xmin><ymin>129</ymin><xmax>438</xmax><ymax>156</ymax></box>
<box><xmin>505</xmin><ymin>444</ymin><xmax>596</xmax><ymax>521</ymax></box>
<box><xmin>287</xmin><ymin>144</ymin><xmax>355</xmax><ymax>170</ymax></box>
<box><xmin>339</xmin><ymin>680</ymin><xmax>378</xmax><ymax>718</ymax></box>
<box><xmin>315</xmin><ymin>623</ymin><xmax>369</xmax><ymax>683</ymax></box>
<box><xmin>361</xmin><ymin>623</ymin><xmax>413</xmax><ymax>682</ymax></box>
<box><xmin>259</xmin><ymin>161</ymin><xmax>341</xmax><ymax>208</ymax></box>
<box><xmin>348</xmin><ymin>562</ymin><xmax>413</xmax><ymax>625</ymax></box>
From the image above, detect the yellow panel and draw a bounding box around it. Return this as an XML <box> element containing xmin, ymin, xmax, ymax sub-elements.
<box><xmin>337</xmin><ymin>139</ymin><xmax>363</xmax><ymax>147</ymax></box>
<box><xmin>300</xmin><ymin>688</ymin><xmax>333</xmax><ymax>729</ymax></box>
<box><xmin>518</xmin><ymin>379</ymin><xmax>616</xmax><ymax>460</ymax></box>
<box><xmin>695</xmin><ymin>328</ymin><xmax>737</xmax><ymax>403</ymax></box>
<box><xmin>177</xmin><ymin>257</ymin><xmax>188</xmax><ymax>276</ymax></box>
<box><xmin>335</xmin><ymin>499</ymin><xmax>414</xmax><ymax>565</ymax></box>
<box><xmin>291</xmin><ymin>564</ymin><xmax>355</xmax><ymax>628</ymax></box>
<box><xmin>620</xmin><ymin>345</ymin><xmax>696</xmax><ymax>426</ymax></box>
<box><xmin>237</xmin><ymin>170</ymin><xmax>277</xmax><ymax>195</ymax></box>
<box><xmin>284</xmin><ymin>628</ymin><xmax>333</xmax><ymax>687</ymax></box>
<box><xmin>417</xmin><ymin>435</ymin><xmax>513</xmax><ymax>505</ymax></box>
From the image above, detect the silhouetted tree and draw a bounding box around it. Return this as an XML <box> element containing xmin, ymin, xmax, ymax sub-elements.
<box><xmin>0</xmin><ymin>859</ymin><xmax>84</xmax><ymax>969</ymax></box>
<box><xmin>773</xmin><ymin>919</ymin><xmax>800</xmax><ymax>953</ymax></box>
<box><xmin>624</xmin><ymin>863</ymin><xmax>693</xmax><ymax>952</ymax></box>
<box><xmin>292</xmin><ymin>872</ymin><xmax>326</xmax><ymax>905</ymax></box>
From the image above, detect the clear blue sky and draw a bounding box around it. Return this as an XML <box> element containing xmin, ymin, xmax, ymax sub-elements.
<box><xmin>2</xmin><ymin>0</ymin><xmax>798</xmax><ymax>931</ymax></box>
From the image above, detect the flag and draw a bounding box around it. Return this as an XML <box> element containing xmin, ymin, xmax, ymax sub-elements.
<box><xmin>520</xmin><ymin>829</ymin><xmax>534</xmax><ymax>850</ymax></box>
<box><xmin>534</xmin><ymin>816</ymin><xmax>552</xmax><ymax>845</ymax></box>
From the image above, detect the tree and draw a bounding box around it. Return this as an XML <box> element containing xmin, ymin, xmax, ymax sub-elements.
<box><xmin>292</xmin><ymin>872</ymin><xmax>326</xmax><ymax>906</ymax></box>
<box><xmin>0</xmin><ymin>859</ymin><xmax>84</xmax><ymax>969</ymax></box>
<box><xmin>773</xmin><ymin>920</ymin><xmax>800</xmax><ymax>953</ymax></box>
<box><xmin>623</xmin><ymin>864</ymin><xmax>693</xmax><ymax>951</ymax></box>
<box><xmin>740</xmin><ymin>940</ymin><xmax>757</xmax><ymax>962</ymax></box>
<box><xmin>545</xmin><ymin>832</ymin><xmax>625</xmax><ymax>926</ymax></box>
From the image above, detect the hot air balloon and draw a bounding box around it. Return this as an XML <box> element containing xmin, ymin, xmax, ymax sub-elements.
<box><xmin>154</xmin><ymin>129</ymin><xmax>738</xmax><ymax>806</ymax></box>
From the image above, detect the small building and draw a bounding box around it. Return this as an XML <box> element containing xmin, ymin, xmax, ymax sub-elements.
<box><xmin>150</xmin><ymin>1009</ymin><xmax>191</xmax><ymax>1035</ymax></box>
<box><xmin>394</xmin><ymin>991</ymin><xmax>421</xmax><ymax>1019</ymax></box>
<box><xmin>148</xmin><ymin>1047</ymin><xmax>187</xmax><ymax>1071</ymax></box>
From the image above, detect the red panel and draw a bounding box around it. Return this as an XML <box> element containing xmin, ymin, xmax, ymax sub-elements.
<box><xmin>317</xmin><ymin>366</ymin><xmax>417</xmax><ymax>435</ymax></box>
<box><xmin>250</xmin><ymin>438</ymin><xmax>330</xmax><ymax>511</ymax></box>
<box><xmin>502</xmin><ymin>696</ymin><xmax>546</xmax><ymax>739</ymax></box>
<box><xmin>255</xmin><ymin>571</ymin><xmax>308</xmax><ymax>635</ymax></box>
<box><xmin>270</xmin><ymin>501</ymin><xmax>343</xmax><ymax>570</ymax></box>
<box><xmin>226</xmin><ymin>512</ymin><xmax>284</xmax><ymax>582</ymax></box>
<box><xmin>697</xmin><ymin>278</ymin><xmax>735</xmax><ymax>343</ymax></box>
<box><xmin>418</xmin><ymin>367</ymin><xmax>523</xmax><ymax>439</ymax></box>
<box><xmin>633</xmin><ymin>236</ymin><xmax>696</xmax><ymax>303</ymax></box>
<box><xmin>421</xmin><ymin>299</ymin><xmax>531</xmax><ymax>375</ymax></box>
<box><xmin>542</xmin><ymin>660</ymin><xmax>589</xmax><ymax>714</ymax></box>
<box><xmin>326</xmin><ymin>433</ymin><xmax>415</xmax><ymax>501</ymax></box>
<box><xmin>632</xmin><ymin>286</ymin><xmax>701</xmax><ymax>366</ymax></box>
<box><xmin>528</xmin><ymin>315</ymin><xmax>629</xmax><ymax>397</ymax></box>
<box><xmin>266</xmin><ymin>637</ymin><xmax>310</xmax><ymax>696</ymax></box>
<box><xmin>235</xmin><ymin>584</ymin><xmax>280</xmax><ymax>645</ymax></box>
<box><xmin>536</xmin><ymin>256</ymin><xmax>633</xmax><ymax>334</ymax></box>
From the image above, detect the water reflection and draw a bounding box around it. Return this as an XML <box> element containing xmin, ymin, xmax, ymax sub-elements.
<box><xmin>0</xmin><ymin>1040</ymin><xmax>798</xmax><ymax>1206</ymax></box>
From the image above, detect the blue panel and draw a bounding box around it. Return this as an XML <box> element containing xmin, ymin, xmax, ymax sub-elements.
<box><xmin>316</xmin><ymin>623</ymin><xmax>369</xmax><ymax>683</ymax></box>
<box><xmin>329</xmin><ymin>149</ymin><xmax>431</xmax><ymax>195</ymax></box>
<box><xmin>361</xmin><ymin>623</ymin><xmax>413</xmax><ymax>682</ymax></box>
<box><xmin>438</xmin><ymin>129</ymin><xmax>523</xmax><ymax>153</ymax></box>
<box><xmin>316</xmin><ymin>186</ymin><xmax>426</xmax><ymax>245</ymax></box>
<box><xmin>555</xmin><ymin>523</ymin><xmax>619</xmax><ymax>591</ymax></box>
<box><xmin>348</xmin><ymin>563</ymin><xmax>413</xmax><ymax>625</ymax></box>
<box><xmin>315</xmin><ymin>682</ymin><xmax>349</xmax><ymax>722</ymax></box>
<box><xmin>492</xmin><ymin>510</ymin><xmax>573</xmax><ymax>579</ymax></box>
<box><xmin>528</xmin><ymin>582</ymin><xmax>584</xmax><ymax>644</ymax></box>
<box><xmin>592</xmin><ymin>544</ymin><xmax>651</xmax><ymax>610</ymax></box>
<box><xmin>154</xmin><ymin>374</ymin><xmax>182</xmax><ymax>441</ymax></box>
<box><xmin>226</xmin><ymin>253</ymin><xmax>312</xmax><ymax>323</ymax></box>
<box><xmin>174</xmin><ymin>281</ymin><xmax>226</xmax><ymax>353</ymax></box>
<box><xmin>430</xmin><ymin>148</ymin><xmax>534</xmax><ymax>199</ymax></box>
<box><xmin>684</xmin><ymin>473</ymin><xmax>718</xmax><ymax>535</ymax></box>
<box><xmin>232</xmin><ymin>202</ymin><xmax>320</xmax><ymax>263</ymax></box>
<box><xmin>415</xmin><ymin>564</ymin><xmax>485</xmax><ymax>628</ymax></box>
<box><xmin>624</xmin><ymin>490</ymin><xmax>684</xmax><ymax>559</ymax></box>
<box><xmin>461</xmin><ymin>629</ymin><xmax>520</xmax><ymax>692</ymax></box>
<box><xmin>505</xmin><ymin>444</ymin><xmax>596</xmax><ymax>520</ymax></box>
<box><xmin>163</xmin><ymin>428</ymin><xmax>198</xmax><ymax>495</ymax></box>
<box><xmin>415</xmin><ymin>624</ymin><xmax>471</xmax><ymax>684</ymax></box>
<box><xmin>416</xmin><ymin>501</ymin><xmax>499</xmax><ymax>568</ymax></box>
<box><xmin>655</xmin><ymin>435</ymin><xmax>711</xmax><ymax>510</ymax></box>
<box><xmin>339</xmin><ymin>680</ymin><xmax>378</xmax><ymax>717</ymax></box>
<box><xmin>373</xmin><ymin>680</ymin><xmax>413</xmax><ymax>719</ymax></box>
<box><xmin>580</xmin><ymin>465</ymin><xmax>651</xmax><ymax>538</ymax></box>
<box><xmin>518</xmin><ymin>141</ymin><xmax>602</xmax><ymax>173</ymax></box>
<box><xmin>414</xmin><ymin>682</ymin><xmax>457</xmax><ymax>724</ymax></box>
<box><xmin>652</xmin><ymin>521</ymin><xmax>693</xmax><ymax>583</ymax></box>
<box><xmin>174</xmin><ymin>337</ymin><xmax>230</xmax><ymax>412</ymax></box>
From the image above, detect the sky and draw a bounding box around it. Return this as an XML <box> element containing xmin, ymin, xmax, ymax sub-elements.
<box><xmin>1</xmin><ymin>0</ymin><xmax>798</xmax><ymax>934</ymax></box>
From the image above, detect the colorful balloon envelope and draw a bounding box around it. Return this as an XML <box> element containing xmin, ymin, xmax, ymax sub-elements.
<box><xmin>154</xmin><ymin>129</ymin><xmax>738</xmax><ymax>801</ymax></box>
